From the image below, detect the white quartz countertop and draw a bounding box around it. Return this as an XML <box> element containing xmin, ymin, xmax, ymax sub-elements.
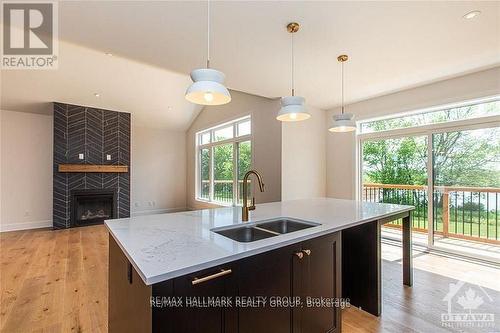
<box><xmin>105</xmin><ymin>198</ymin><xmax>413</xmax><ymax>285</ymax></box>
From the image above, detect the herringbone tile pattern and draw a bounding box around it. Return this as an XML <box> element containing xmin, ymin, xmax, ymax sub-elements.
<box><xmin>52</xmin><ymin>103</ymin><xmax>130</xmax><ymax>229</ymax></box>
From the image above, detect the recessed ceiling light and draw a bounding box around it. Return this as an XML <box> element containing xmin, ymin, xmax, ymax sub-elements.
<box><xmin>167</xmin><ymin>106</ymin><xmax>173</xmax><ymax>111</ymax></box>
<box><xmin>105</xmin><ymin>52</ymin><xmax>113</xmax><ymax>56</ymax></box>
<box><xmin>463</xmin><ymin>10</ymin><xmax>481</xmax><ymax>19</ymax></box>
<box><xmin>94</xmin><ymin>93</ymin><xmax>101</xmax><ymax>98</ymax></box>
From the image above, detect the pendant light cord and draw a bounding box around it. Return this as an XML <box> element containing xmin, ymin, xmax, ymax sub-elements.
<box><xmin>341</xmin><ymin>60</ymin><xmax>344</xmax><ymax>114</ymax></box>
<box><xmin>207</xmin><ymin>0</ymin><xmax>210</xmax><ymax>68</ymax></box>
<box><xmin>291</xmin><ymin>32</ymin><xmax>295</xmax><ymax>96</ymax></box>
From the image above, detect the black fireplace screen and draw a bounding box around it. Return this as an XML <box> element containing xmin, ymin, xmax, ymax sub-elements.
<box><xmin>71</xmin><ymin>190</ymin><xmax>117</xmax><ymax>226</ymax></box>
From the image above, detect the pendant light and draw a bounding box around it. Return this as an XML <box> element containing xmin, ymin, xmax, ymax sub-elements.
<box><xmin>329</xmin><ymin>55</ymin><xmax>356</xmax><ymax>132</ymax></box>
<box><xmin>277</xmin><ymin>22</ymin><xmax>310</xmax><ymax>122</ymax></box>
<box><xmin>185</xmin><ymin>0</ymin><xmax>231</xmax><ymax>106</ymax></box>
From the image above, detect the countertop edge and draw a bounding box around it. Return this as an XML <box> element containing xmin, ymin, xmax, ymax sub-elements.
<box><xmin>106</xmin><ymin>206</ymin><xmax>414</xmax><ymax>286</ymax></box>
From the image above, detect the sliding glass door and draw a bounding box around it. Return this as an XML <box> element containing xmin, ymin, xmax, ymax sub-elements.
<box><xmin>431</xmin><ymin>127</ymin><xmax>500</xmax><ymax>258</ymax></box>
<box><xmin>360</xmin><ymin>121</ymin><xmax>500</xmax><ymax>262</ymax></box>
<box><xmin>361</xmin><ymin>135</ymin><xmax>429</xmax><ymax>246</ymax></box>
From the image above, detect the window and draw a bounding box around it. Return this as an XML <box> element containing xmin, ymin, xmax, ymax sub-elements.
<box><xmin>359</xmin><ymin>96</ymin><xmax>500</xmax><ymax>134</ymax></box>
<box><xmin>196</xmin><ymin>116</ymin><xmax>252</xmax><ymax>205</ymax></box>
<box><xmin>358</xmin><ymin>96</ymin><xmax>500</xmax><ymax>261</ymax></box>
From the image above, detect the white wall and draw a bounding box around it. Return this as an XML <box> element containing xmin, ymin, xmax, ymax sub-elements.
<box><xmin>131</xmin><ymin>125</ymin><xmax>186</xmax><ymax>215</ymax></box>
<box><xmin>186</xmin><ymin>90</ymin><xmax>282</xmax><ymax>210</ymax></box>
<box><xmin>0</xmin><ymin>111</ymin><xmax>2</xmax><ymax>230</ymax></box>
<box><xmin>282</xmin><ymin>105</ymin><xmax>327</xmax><ymax>200</ymax></box>
<box><xmin>326</xmin><ymin>66</ymin><xmax>500</xmax><ymax>200</ymax></box>
<box><xmin>0</xmin><ymin>110</ymin><xmax>53</xmax><ymax>231</ymax></box>
<box><xmin>0</xmin><ymin>109</ymin><xmax>188</xmax><ymax>232</ymax></box>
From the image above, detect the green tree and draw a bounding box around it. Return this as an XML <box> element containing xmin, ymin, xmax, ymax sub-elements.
<box><xmin>213</xmin><ymin>144</ymin><xmax>233</xmax><ymax>180</ymax></box>
<box><xmin>201</xmin><ymin>148</ymin><xmax>209</xmax><ymax>180</ymax></box>
<box><xmin>363</xmin><ymin>106</ymin><xmax>500</xmax><ymax>188</ymax></box>
<box><xmin>238</xmin><ymin>141</ymin><xmax>251</xmax><ymax>179</ymax></box>
<box><xmin>433</xmin><ymin>129</ymin><xmax>500</xmax><ymax>187</ymax></box>
<box><xmin>363</xmin><ymin>136</ymin><xmax>427</xmax><ymax>185</ymax></box>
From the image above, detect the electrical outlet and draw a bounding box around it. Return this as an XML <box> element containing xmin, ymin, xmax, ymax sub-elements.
<box><xmin>106</xmin><ymin>154</ymin><xmax>111</xmax><ymax>161</ymax></box>
<box><xmin>134</xmin><ymin>202</ymin><xmax>140</xmax><ymax>208</ymax></box>
<box><xmin>78</xmin><ymin>153</ymin><xmax>84</xmax><ymax>160</ymax></box>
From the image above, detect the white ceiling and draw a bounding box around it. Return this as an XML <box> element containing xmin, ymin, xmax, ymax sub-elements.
<box><xmin>1</xmin><ymin>40</ymin><xmax>202</xmax><ymax>129</ymax></box>
<box><xmin>2</xmin><ymin>1</ymin><xmax>499</xmax><ymax>129</ymax></box>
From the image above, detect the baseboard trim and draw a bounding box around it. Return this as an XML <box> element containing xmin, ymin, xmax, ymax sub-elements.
<box><xmin>0</xmin><ymin>208</ymin><xmax>189</xmax><ymax>232</ymax></box>
<box><xmin>131</xmin><ymin>207</ymin><xmax>188</xmax><ymax>217</ymax></box>
<box><xmin>0</xmin><ymin>220</ymin><xmax>52</xmax><ymax>232</ymax></box>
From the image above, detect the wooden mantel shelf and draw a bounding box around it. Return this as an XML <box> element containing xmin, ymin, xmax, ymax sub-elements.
<box><xmin>58</xmin><ymin>164</ymin><xmax>128</xmax><ymax>173</ymax></box>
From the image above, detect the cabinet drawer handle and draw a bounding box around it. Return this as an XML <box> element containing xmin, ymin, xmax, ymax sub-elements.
<box><xmin>192</xmin><ymin>269</ymin><xmax>232</xmax><ymax>285</ymax></box>
<box><xmin>127</xmin><ymin>263</ymin><xmax>133</xmax><ymax>284</ymax></box>
<box><xmin>295</xmin><ymin>252</ymin><xmax>304</xmax><ymax>259</ymax></box>
<box><xmin>302</xmin><ymin>249</ymin><xmax>312</xmax><ymax>256</ymax></box>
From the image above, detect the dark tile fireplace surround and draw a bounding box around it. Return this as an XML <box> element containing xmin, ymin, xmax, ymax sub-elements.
<box><xmin>53</xmin><ymin>102</ymin><xmax>131</xmax><ymax>229</ymax></box>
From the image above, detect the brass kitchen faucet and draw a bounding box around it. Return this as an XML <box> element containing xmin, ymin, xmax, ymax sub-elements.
<box><xmin>241</xmin><ymin>170</ymin><xmax>265</xmax><ymax>221</ymax></box>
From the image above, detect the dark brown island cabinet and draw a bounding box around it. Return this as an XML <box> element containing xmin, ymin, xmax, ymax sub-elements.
<box><xmin>109</xmin><ymin>232</ymin><xmax>342</xmax><ymax>333</ymax></box>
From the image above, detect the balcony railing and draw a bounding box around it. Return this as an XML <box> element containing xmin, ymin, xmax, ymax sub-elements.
<box><xmin>200</xmin><ymin>180</ymin><xmax>250</xmax><ymax>204</ymax></box>
<box><xmin>363</xmin><ymin>183</ymin><xmax>500</xmax><ymax>245</ymax></box>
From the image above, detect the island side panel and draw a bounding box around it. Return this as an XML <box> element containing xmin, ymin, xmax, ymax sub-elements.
<box><xmin>109</xmin><ymin>235</ymin><xmax>152</xmax><ymax>333</ymax></box>
<box><xmin>341</xmin><ymin>220</ymin><xmax>381</xmax><ymax>316</ymax></box>
<box><xmin>379</xmin><ymin>210</ymin><xmax>413</xmax><ymax>287</ymax></box>
<box><xmin>402</xmin><ymin>214</ymin><xmax>413</xmax><ymax>286</ymax></box>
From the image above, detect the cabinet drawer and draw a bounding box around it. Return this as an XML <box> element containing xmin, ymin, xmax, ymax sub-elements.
<box><xmin>163</xmin><ymin>265</ymin><xmax>238</xmax><ymax>333</ymax></box>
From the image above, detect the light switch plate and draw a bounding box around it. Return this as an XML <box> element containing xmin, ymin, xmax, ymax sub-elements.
<box><xmin>106</xmin><ymin>154</ymin><xmax>111</xmax><ymax>161</ymax></box>
<box><xmin>78</xmin><ymin>153</ymin><xmax>84</xmax><ymax>160</ymax></box>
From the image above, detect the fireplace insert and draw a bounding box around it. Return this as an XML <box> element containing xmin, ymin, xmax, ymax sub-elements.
<box><xmin>70</xmin><ymin>189</ymin><xmax>117</xmax><ymax>227</ymax></box>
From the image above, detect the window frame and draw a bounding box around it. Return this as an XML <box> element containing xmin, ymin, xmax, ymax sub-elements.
<box><xmin>357</xmin><ymin>95</ymin><xmax>500</xmax><ymax>135</ymax></box>
<box><xmin>195</xmin><ymin>116</ymin><xmax>253</xmax><ymax>206</ymax></box>
<box><xmin>356</xmin><ymin>96</ymin><xmax>500</xmax><ymax>263</ymax></box>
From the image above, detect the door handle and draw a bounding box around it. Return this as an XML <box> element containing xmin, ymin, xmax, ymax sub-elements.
<box><xmin>192</xmin><ymin>269</ymin><xmax>232</xmax><ymax>285</ymax></box>
<box><xmin>295</xmin><ymin>251</ymin><xmax>304</xmax><ymax>259</ymax></box>
<box><xmin>302</xmin><ymin>249</ymin><xmax>311</xmax><ymax>256</ymax></box>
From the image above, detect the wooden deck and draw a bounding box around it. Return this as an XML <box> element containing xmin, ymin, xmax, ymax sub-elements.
<box><xmin>1</xmin><ymin>225</ymin><xmax>499</xmax><ymax>332</ymax></box>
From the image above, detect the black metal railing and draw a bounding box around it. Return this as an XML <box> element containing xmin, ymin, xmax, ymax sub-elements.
<box><xmin>363</xmin><ymin>183</ymin><xmax>500</xmax><ymax>243</ymax></box>
<box><xmin>200</xmin><ymin>180</ymin><xmax>251</xmax><ymax>205</ymax></box>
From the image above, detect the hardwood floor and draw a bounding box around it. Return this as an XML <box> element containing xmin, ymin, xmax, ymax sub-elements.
<box><xmin>1</xmin><ymin>226</ymin><xmax>108</xmax><ymax>333</ymax></box>
<box><xmin>344</xmin><ymin>240</ymin><xmax>500</xmax><ymax>333</ymax></box>
<box><xmin>1</xmin><ymin>225</ymin><xmax>499</xmax><ymax>333</ymax></box>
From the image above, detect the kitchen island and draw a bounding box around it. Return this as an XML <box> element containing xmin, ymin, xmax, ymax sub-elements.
<box><xmin>106</xmin><ymin>198</ymin><xmax>414</xmax><ymax>333</ymax></box>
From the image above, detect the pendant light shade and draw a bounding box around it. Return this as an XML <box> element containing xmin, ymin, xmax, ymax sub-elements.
<box><xmin>277</xmin><ymin>22</ymin><xmax>310</xmax><ymax>122</ymax></box>
<box><xmin>185</xmin><ymin>0</ymin><xmax>231</xmax><ymax>106</ymax></box>
<box><xmin>328</xmin><ymin>54</ymin><xmax>356</xmax><ymax>133</ymax></box>
<box><xmin>328</xmin><ymin>113</ymin><xmax>356</xmax><ymax>132</ymax></box>
<box><xmin>185</xmin><ymin>68</ymin><xmax>231</xmax><ymax>105</ymax></box>
<box><xmin>277</xmin><ymin>96</ymin><xmax>310</xmax><ymax>121</ymax></box>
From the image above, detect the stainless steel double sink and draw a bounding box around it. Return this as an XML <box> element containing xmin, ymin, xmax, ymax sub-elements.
<box><xmin>212</xmin><ymin>218</ymin><xmax>320</xmax><ymax>242</ymax></box>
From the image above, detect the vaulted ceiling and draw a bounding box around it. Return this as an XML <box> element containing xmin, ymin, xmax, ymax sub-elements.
<box><xmin>2</xmin><ymin>1</ymin><xmax>499</xmax><ymax>129</ymax></box>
